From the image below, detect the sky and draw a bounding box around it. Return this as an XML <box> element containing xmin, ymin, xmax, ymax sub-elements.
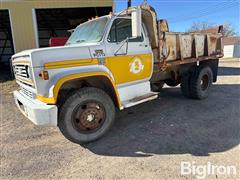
<box><xmin>115</xmin><ymin>0</ymin><xmax>240</xmax><ymax>34</ymax></box>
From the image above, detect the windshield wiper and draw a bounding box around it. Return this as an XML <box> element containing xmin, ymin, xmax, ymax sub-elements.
<box><xmin>75</xmin><ymin>39</ymin><xmax>86</xmax><ymax>43</ymax></box>
<box><xmin>65</xmin><ymin>39</ymin><xmax>85</xmax><ymax>45</ymax></box>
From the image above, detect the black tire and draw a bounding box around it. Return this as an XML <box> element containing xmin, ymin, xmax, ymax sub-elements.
<box><xmin>165</xmin><ymin>78</ymin><xmax>181</xmax><ymax>87</ymax></box>
<box><xmin>58</xmin><ymin>87</ymin><xmax>115</xmax><ymax>144</ymax></box>
<box><xmin>190</xmin><ymin>66</ymin><xmax>213</xmax><ymax>99</ymax></box>
<box><xmin>180</xmin><ymin>74</ymin><xmax>192</xmax><ymax>98</ymax></box>
<box><xmin>151</xmin><ymin>81</ymin><xmax>164</xmax><ymax>92</ymax></box>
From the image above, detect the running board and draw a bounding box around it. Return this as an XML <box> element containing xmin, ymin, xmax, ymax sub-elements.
<box><xmin>122</xmin><ymin>92</ymin><xmax>159</xmax><ymax>109</ymax></box>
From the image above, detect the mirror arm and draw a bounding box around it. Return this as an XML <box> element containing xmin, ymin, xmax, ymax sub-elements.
<box><xmin>126</xmin><ymin>38</ymin><xmax>129</xmax><ymax>55</ymax></box>
<box><xmin>114</xmin><ymin>37</ymin><xmax>129</xmax><ymax>56</ymax></box>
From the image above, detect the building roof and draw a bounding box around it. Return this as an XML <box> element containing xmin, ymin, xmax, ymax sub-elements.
<box><xmin>223</xmin><ymin>36</ymin><xmax>240</xmax><ymax>45</ymax></box>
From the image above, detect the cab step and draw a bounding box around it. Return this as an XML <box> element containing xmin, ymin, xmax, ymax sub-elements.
<box><xmin>122</xmin><ymin>92</ymin><xmax>158</xmax><ymax>108</ymax></box>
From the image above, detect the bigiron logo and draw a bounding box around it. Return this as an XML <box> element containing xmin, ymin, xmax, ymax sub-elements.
<box><xmin>181</xmin><ymin>161</ymin><xmax>237</xmax><ymax>179</ymax></box>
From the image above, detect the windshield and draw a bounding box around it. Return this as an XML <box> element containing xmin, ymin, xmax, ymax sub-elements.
<box><xmin>66</xmin><ymin>17</ymin><xmax>109</xmax><ymax>45</ymax></box>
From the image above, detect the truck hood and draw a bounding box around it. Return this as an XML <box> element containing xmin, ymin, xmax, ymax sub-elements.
<box><xmin>12</xmin><ymin>43</ymin><xmax>101</xmax><ymax>68</ymax></box>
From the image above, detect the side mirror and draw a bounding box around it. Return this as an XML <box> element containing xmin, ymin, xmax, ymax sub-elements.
<box><xmin>159</xmin><ymin>19</ymin><xmax>169</xmax><ymax>32</ymax></box>
<box><xmin>131</xmin><ymin>7</ymin><xmax>142</xmax><ymax>38</ymax></box>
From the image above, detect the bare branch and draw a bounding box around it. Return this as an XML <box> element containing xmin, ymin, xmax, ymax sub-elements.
<box><xmin>187</xmin><ymin>21</ymin><xmax>237</xmax><ymax>37</ymax></box>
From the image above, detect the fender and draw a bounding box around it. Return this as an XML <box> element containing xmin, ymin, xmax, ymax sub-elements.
<box><xmin>37</xmin><ymin>71</ymin><xmax>122</xmax><ymax>108</ymax></box>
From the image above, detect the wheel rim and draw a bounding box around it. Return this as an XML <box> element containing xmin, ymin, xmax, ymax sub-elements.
<box><xmin>72</xmin><ymin>101</ymin><xmax>106</xmax><ymax>133</ymax></box>
<box><xmin>201</xmin><ymin>74</ymin><xmax>209</xmax><ymax>91</ymax></box>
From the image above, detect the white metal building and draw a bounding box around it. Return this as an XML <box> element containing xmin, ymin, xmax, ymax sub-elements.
<box><xmin>223</xmin><ymin>37</ymin><xmax>240</xmax><ymax>58</ymax></box>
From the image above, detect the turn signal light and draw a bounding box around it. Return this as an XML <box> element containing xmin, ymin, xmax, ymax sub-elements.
<box><xmin>39</xmin><ymin>71</ymin><xmax>49</xmax><ymax>80</ymax></box>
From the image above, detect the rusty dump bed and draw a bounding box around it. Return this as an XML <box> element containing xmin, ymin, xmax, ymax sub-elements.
<box><xmin>157</xmin><ymin>30</ymin><xmax>223</xmax><ymax>67</ymax></box>
<box><xmin>139</xmin><ymin>4</ymin><xmax>224</xmax><ymax>69</ymax></box>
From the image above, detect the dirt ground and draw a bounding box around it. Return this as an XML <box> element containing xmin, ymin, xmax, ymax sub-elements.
<box><xmin>1</xmin><ymin>59</ymin><xmax>240</xmax><ymax>179</ymax></box>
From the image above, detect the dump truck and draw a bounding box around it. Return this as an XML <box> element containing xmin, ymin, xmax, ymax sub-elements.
<box><xmin>12</xmin><ymin>4</ymin><xmax>223</xmax><ymax>144</ymax></box>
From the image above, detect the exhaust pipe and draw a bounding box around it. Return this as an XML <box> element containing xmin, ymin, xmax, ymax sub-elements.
<box><xmin>128</xmin><ymin>0</ymin><xmax>131</xmax><ymax>8</ymax></box>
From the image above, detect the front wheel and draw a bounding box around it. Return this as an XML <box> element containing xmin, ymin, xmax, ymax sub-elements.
<box><xmin>58</xmin><ymin>87</ymin><xmax>115</xmax><ymax>144</ymax></box>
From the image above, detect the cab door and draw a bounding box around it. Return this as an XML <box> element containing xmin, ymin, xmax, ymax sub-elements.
<box><xmin>104</xmin><ymin>18</ymin><xmax>153</xmax><ymax>86</ymax></box>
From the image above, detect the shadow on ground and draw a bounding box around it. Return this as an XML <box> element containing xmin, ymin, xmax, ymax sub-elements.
<box><xmin>83</xmin><ymin>84</ymin><xmax>240</xmax><ymax>157</ymax></box>
<box><xmin>218</xmin><ymin>66</ymin><xmax>240</xmax><ymax>76</ymax></box>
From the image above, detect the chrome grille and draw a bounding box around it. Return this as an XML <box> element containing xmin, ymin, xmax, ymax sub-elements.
<box><xmin>21</xmin><ymin>87</ymin><xmax>34</xmax><ymax>99</ymax></box>
<box><xmin>13</xmin><ymin>65</ymin><xmax>29</xmax><ymax>78</ymax></box>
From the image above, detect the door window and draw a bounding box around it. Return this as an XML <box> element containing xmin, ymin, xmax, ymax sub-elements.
<box><xmin>107</xmin><ymin>18</ymin><xmax>143</xmax><ymax>43</ymax></box>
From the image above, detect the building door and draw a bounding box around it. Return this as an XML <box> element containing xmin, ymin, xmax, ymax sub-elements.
<box><xmin>35</xmin><ymin>7</ymin><xmax>112</xmax><ymax>47</ymax></box>
<box><xmin>0</xmin><ymin>10</ymin><xmax>14</xmax><ymax>67</ymax></box>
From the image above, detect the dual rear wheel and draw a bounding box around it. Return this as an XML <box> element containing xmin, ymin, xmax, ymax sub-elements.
<box><xmin>151</xmin><ymin>65</ymin><xmax>213</xmax><ymax>99</ymax></box>
<box><xmin>180</xmin><ymin>66</ymin><xmax>213</xmax><ymax>99</ymax></box>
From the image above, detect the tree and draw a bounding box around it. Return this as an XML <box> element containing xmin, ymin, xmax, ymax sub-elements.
<box><xmin>188</xmin><ymin>21</ymin><xmax>214</xmax><ymax>32</ymax></box>
<box><xmin>188</xmin><ymin>21</ymin><xmax>238</xmax><ymax>37</ymax></box>
<box><xmin>221</xmin><ymin>22</ymin><xmax>238</xmax><ymax>37</ymax></box>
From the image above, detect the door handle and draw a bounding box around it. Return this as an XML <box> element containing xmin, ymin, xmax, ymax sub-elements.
<box><xmin>139</xmin><ymin>44</ymin><xmax>148</xmax><ymax>47</ymax></box>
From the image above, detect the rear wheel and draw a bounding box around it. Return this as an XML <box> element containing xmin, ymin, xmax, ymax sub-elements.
<box><xmin>58</xmin><ymin>87</ymin><xmax>115</xmax><ymax>144</ymax></box>
<box><xmin>190</xmin><ymin>66</ymin><xmax>213</xmax><ymax>99</ymax></box>
<box><xmin>180</xmin><ymin>66</ymin><xmax>213</xmax><ymax>99</ymax></box>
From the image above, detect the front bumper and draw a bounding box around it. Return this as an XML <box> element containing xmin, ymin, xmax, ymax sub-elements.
<box><xmin>13</xmin><ymin>90</ymin><xmax>58</xmax><ymax>126</ymax></box>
